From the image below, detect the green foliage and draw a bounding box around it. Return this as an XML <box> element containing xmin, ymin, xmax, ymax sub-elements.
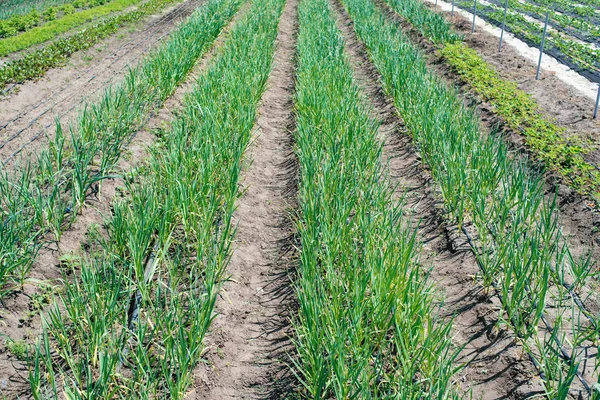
<box><xmin>0</xmin><ymin>0</ymin><xmax>120</xmax><ymax>39</ymax></box>
<box><xmin>293</xmin><ymin>0</ymin><xmax>460</xmax><ymax>396</ymax></box>
<box><xmin>454</xmin><ymin>0</ymin><xmax>600</xmax><ymax>76</ymax></box>
<box><xmin>0</xmin><ymin>0</ymin><xmax>178</xmax><ymax>89</ymax></box>
<box><xmin>0</xmin><ymin>11</ymin><xmax>40</xmax><ymax>38</ymax></box>
<box><xmin>0</xmin><ymin>0</ymin><xmax>242</xmax><ymax>296</ymax></box>
<box><xmin>440</xmin><ymin>42</ymin><xmax>600</xmax><ymax>200</ymax></box>
<box><xmin>345</xmin><ymin>0</ymin><xmax>596</xmax><ymax>394</ymax></box>
<box><xmin>6</xmin><ymin>339</ymin><xmax>29</xmax><ymax>361</ymax></box>
<box><xmin>0</xmin><ymin>0</ymin><xmax>142</xmax><ymax>56</ymax></box>
<box><xmin>385</xmin><ymin>0</ymin><xmax>461</xmax><ymax>43</ymax></box>
<box><xmin>0</xmin><ymin>0</ymin><xmax>75</xmax><ymax>20</ymax></box>
<box><xmin>29</xmin><ymin>0</ymin><xmax>285</xmax><ymax>395</ymax></box>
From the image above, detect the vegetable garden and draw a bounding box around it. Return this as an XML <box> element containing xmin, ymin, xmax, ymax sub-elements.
<box><xmin>0</xmin><ymin>0</ymin><xmax>599</xmax><ymax>397</ymax></box>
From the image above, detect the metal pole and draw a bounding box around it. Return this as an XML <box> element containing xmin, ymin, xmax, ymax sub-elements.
<box><xmin>499</xmin><ymin>0</ymin><xmax>508</xmax><ymax>51</ymax></box>
<box><xmin>594</xmin><ymin>84</ymin><xmax>600</xmax><ymax>119</ymax></box>
<box><xmin>451</xmin><ymin>0</ymin><xmax>455</xmax><ymax>16</ymax></box>
<box><xmin>472</xmin><ymin>0</ymin><xmax>477</xmax><ymax>33</ymax></box>
<box><xmin>435</xmin><ymin>0</ymin><xmax>438</xmax><ymax>9</ymax></box>
<box><xmin>536</xmin><ymin>10</ymin><xmax>549</xmax><ymax>80</ymax></box>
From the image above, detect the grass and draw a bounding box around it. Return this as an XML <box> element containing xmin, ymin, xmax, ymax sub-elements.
<box><xmin>341</xmin><ymin>0</ymin><xmax>598</xmax><ymax>396</ymax></box>
<box><xmin>29</xmin><ymin>0</ymin><xmax>285</xmax><ymax>394</ymax></box>
<box><xmin>0</xmin><ymin>0</ymin><xmax>143</xmax><ymax>56</ymax></box>
<box><xmin>0</xmin><ymin>0</ymin><xmax>244</xmax><ymax>295</ymax></box>
<box><xmin>292</xmin><ymin>0</ymin><xmax>460</xmax><ymax>396</ymax></box>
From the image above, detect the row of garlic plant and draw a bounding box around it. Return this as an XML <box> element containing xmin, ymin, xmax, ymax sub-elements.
<box><xmin>0</xmin><ymin>0</ymin><xmax>243</xmax><ymax>296</ymax></box>
<box><xmin>340</xmin><ymin>0</ymin><xmax>597</xmax><ymax>395</ymax></box>
<box><xmin>29</xmin><ymin>0</ymin><xmax>285</xmax><ymax>396</ymax></box>
<box><xmin>292</xmin><ymin>0</ymin><xmax>459</xmax><ymax>396</ymax></box>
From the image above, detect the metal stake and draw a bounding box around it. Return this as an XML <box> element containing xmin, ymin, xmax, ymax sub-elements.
<box><xmin>435</xmin><ymin>0</ymin><xmax>438</xmax><ymax>9</ymax></box>
<box><xmin>472</xmin><ymin>0</ymin><xmax>477</xmax><ymax>33</ymax></box>
<box><xmin>594</xmin><ymin>84</ymin><xmax>600</xmax><ymax>119</ymax></box>
<box><xmin>451</xmin><ymin>0</ymin><xmax>455</xmax><ymax>16</ymax></box>
<box><xmin>536</xmin><ymin>10</ymin><xmax>549</xmax><ymax>80</ymax></box>
<box><xmin>499</xmin><ymin>0</ymin><xmax>508</xmax><ymax>51</ymax></box>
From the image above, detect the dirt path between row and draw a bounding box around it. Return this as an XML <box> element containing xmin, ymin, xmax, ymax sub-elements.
<box><xmin>195</xmin><ymin>0</ymin><xmax>298</xmax><ymax>397</ymax></box>
<box><xmin>330</xmin><ymin>0</ymin><xmax>545</xmax><ymax>398</ymax></box>
<box><xmin>0</xmin><ymin>3</ymin><xmax>247</xmax><ymax>397</ymax></box>
<box><xmin>0</xmin><ymin>0</ymin><xmax>202</xmax><ymax>166</ymax></box>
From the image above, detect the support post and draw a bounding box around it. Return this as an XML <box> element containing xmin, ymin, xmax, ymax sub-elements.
<box><xmin>594</xmin><ymin>84</ymin><xmax>600</xmax><ymax>119</ymax></box>
<box><xmin>499</xmin><ymin>0</ymin><xmax>508</xmax><ymax>51</ymax></box>
<box><xmin>451</xmin><ymin>0</ymin><xmax>455</xmax><ymax>16</ymax></box>
<box><xmin>472</xmin><ymin>0</ymin><xmax>477</xmax><ymax>33</ymax></box>
<box><xmin>536</xmin><ymin>10</ymin><xmax>549</xmax><ymax>80</ymax></box>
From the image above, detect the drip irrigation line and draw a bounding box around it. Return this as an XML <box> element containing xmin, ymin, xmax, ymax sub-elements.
<box><xmin>459</xmin><ymin>225</ymin><xmax>547</xmax><ymax>380</ymax></box>
<box><xmin>127</xmin><ymin>240</ymin><xmax>160</xmax><ymax>331</ymax></box>
<box><xmin>484</xmin><ymin>217</ymin><xmax>599</xmax><ymax>337</ymax></box>
<box><xmin>460</xmin><ymin>224</ymin><xmax>593</xmax><ymax>395</ymax></box>
<box><xmin>118</xmin><ymin>239</ymin><xmax>159</xmax><ymax>371</ymax></box>
<box><xmin>0</xmin><ymin>0</ymin><xmax>197</xmax><ymax>138</ymax></box>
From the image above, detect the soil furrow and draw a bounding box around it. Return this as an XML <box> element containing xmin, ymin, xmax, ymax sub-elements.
<box><xmin>329</xmin><ymin>0</ymin><xmax>545</xmax><ymax>398</ymax></box>
<box><xmin>0</xmin><ymin>4</ymin><xmax>247</xmax><ymax>396</ymax></box>
<box><xmin>195</xmin><ymin>0</ymin><xmax>299</xmax><ymax>396</ymax></box>
<box><xmin>0</xmin><ymin>0</ymin><xmax>201</xmax><ymax>166</ymax></box>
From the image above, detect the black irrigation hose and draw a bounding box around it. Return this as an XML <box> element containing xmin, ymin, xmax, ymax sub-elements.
<box><xmin>459</xmin><ymin>225</ymin><xmax>548</xmax><ymax>380</ymax></box>
<box><xmin>127</xmin><ymin>240</ymin><xmax>159</xmax><ymax>331</ymax></box>
<box><xmin>460</xmin><ymin>224</ymin><xmax>593</xmax><ymax>395</ymax></box>
<box><xmin>117</xmin><ymin>239</ymin><xmax>159</xmax><ymax>371</ymax></box>
<box><xmin>482</xmin><ymin>211</ymin><xmax>599</xmax><ymax>333</ymax></box>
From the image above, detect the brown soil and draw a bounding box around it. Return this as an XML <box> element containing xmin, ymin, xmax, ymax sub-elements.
<box><xmin>0</xmin><ymin>0</ymin><xmax>202</xmax><ymax>167</ymax></box>
<box><xmin>330</xmin><ymin>0</ymin><xmax>545</xmax><ymax>398</ymax></box>
<box><xmin>0</xmin><ymin>2</ymin><xmax>242</xmax><ymax>397</ymax></box>
<box><xmin>194</xmin><ymin>0</ymin><xmax>299</xmax><ymax>397</ymax></box>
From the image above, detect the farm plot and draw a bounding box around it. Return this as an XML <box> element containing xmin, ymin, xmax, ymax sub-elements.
<box><xmin>450</xmin><ymin>0</ymin><xmax>600</xmax><ymax>82</ymax></box>
<box><xmin>0</xmin><ymin>0</ymin><xmax>599</xmax><ymax>396</ymax></box>
<box><xmin>0</xmin><ymin>0</ymin><xmax>193</xmax><ymax>89</ymax></box>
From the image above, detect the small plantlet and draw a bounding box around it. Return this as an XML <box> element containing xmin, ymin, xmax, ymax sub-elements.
<box><xmin>6</xmin><ymin>339</ymin><xmax>28</xmax><ymax>361</ymax></box>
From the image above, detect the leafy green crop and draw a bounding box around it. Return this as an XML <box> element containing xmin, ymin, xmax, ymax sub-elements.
<box><xmin>456</xmin><ymin>0</ymin><xmax>600</xmax><ymax>77</ymax></box>
<box><xmin>0</xmin><ymin>0</ymin><xmax>180</xmax><ymax>89</ymax></box>
<box><xmin>292</xmin><ymin>0</ymin><xmax>460</xmax><ymax>396</ymax></box>
<box><xmin>0</xmin><ymin>0</ymin><xmax>117</xmax><ymax>39</ymax></box>
<box><xmin>29</xmin><ymin>0</ymin><xmax>285</xmax><ymax>395</ymax></box>
<box><xmin>440</xmin><ymin>42</ymin><xmax>600</xmax><ymax>200</ymax></box>
<box><xmin>346</xmin><ymin>0</ymin><xmax>596</xmax><ymax>395</ymax></box>
<box><xmin>0</xmin><ymin>0</ymin><xmax>80</xmax><ymax>20</ymax></box>
<box><xmin>0</xmin><ymin>0</ymin><xmax>143</xmax><ymax>56</ymax></box>
<box><xmin>0</xmin><ymin>0</ymin><xmax>242</xmax><ymax>296</ymax></box>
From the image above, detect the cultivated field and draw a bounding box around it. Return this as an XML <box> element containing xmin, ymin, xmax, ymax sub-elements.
<box><xmin>0</xmin><ymin>0</ymin><xmax>599</xmax><ymax>398</ymax></box>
